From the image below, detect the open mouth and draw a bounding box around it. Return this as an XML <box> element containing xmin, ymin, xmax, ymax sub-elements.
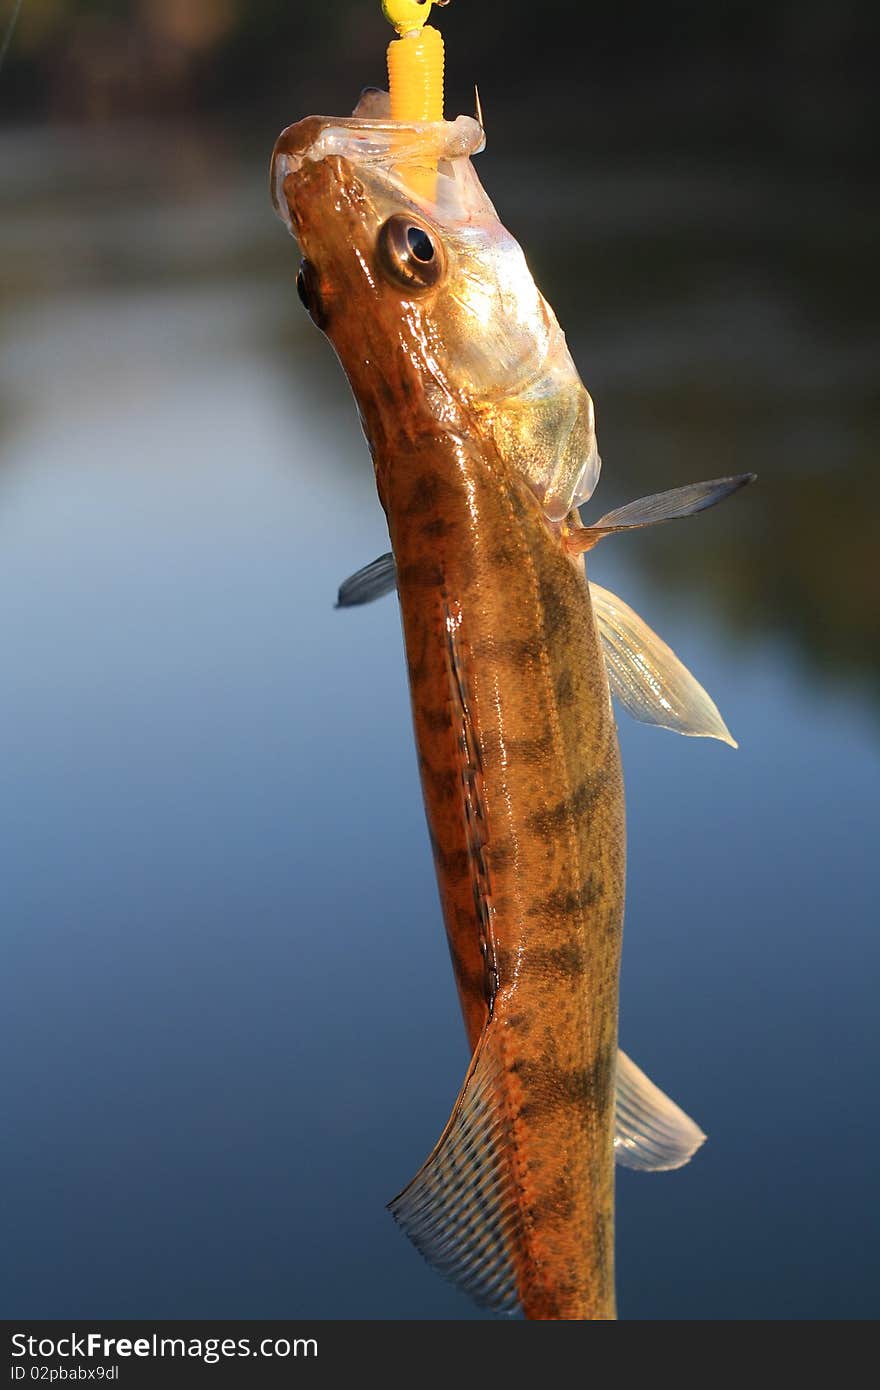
<box><xmin>270</xmin><ymin>109</ymin><xmax>486</xmax><ymax>233</ymax></box>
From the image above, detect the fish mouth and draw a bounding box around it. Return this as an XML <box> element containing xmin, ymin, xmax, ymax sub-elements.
<box><xmin>270</xmin><ymin>109</ymin><xmax>486</xmax><ymax>235</ymax></box>
<box><xmin>272</xmin><ymin>130</ymin><xmax>350</xmax><ymax>244</ymax></box>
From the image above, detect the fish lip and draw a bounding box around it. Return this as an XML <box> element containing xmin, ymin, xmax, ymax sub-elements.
<box><xmin>270</xmin><ymin>112</ymin><xmax>485</xmax><ymax>231</ymax></box>
<box><xmin>270</xmin><ymin>116</ymin><xmax>327</xmax><ymax>230</ymax></box>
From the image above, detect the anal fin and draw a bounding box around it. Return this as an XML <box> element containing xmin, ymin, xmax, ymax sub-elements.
<box><xmin>615</xmin><ymin>1050</ymin><xmax>706</xmax><ymax>1171</ymax></box>
<box><xmin>388</xmin><ymin>1023</ymin><xmax>524</xmax><ymax>1316</ymax></box>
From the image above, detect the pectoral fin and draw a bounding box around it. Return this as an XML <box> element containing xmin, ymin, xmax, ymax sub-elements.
<box><xmin>388</xmin><ymin>1022</ymin><xmax>524</xmax><ymax>1315</ymax></box>
<box><xmin>615</xmin><ymin>1050</ymin><xmax>706</xmax><ymax>1171</ymax></box>
<box><xmin>336</xmin><ymin>552</ymin><xmax>396</xmax><ymax>608</ymax></box>
<box><xmin>566</xmin><ymin>473</ymin><xmax>755</xmax><ymax>555</ymax></box>
<box><xmin>590</xmin><ymin>582</ymin><xmax>737</xmax><ymax>746</ymax></box>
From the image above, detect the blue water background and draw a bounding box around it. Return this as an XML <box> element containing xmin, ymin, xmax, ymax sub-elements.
<box><xmin>1</xmin><ymin>122</ymin><xmax>877</xmax><ymax>1320</ymax></box>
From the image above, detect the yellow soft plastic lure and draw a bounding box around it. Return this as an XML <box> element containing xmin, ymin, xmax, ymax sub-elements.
<box><xmin>383</xmin><ymin>0</ymin><xmax>445</xmax><ymax>122</ymax></box>
<box><xmin>382</xmin><ymin>0</ymin><xmax>447</xmax><ymax>196</ymax></box>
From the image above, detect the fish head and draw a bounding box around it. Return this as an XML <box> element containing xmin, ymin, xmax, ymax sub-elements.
<box><xmin>271</xmin><ymin>93</ymin><xmax>600</xmax><ymax>518</ymax></box>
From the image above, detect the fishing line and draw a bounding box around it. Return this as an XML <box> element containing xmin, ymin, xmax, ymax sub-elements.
<box><xmin>0</xmin><ymin>0</ymin><xmax>25</xmax><ymax>78</ymax></box>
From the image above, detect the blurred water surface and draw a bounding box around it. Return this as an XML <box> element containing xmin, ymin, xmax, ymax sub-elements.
<box><xmin>1</xmin><ymin>118</ymin><xmax>878</xmax><ymax>1320</ymax></box>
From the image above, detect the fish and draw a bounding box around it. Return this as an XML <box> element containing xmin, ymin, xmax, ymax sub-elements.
<box><xmin>271</xmin><ymin>89</ymin><xmax>752</xmax><ymax>1320</ymax></box>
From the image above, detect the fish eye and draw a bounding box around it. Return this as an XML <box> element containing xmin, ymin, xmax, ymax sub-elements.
<box><xmin>406</xmin><ymin>226</ymin><xmax>434</xmax><ymax>262</ymax></box>
<box><xmin>377</xmin><ymin>215</ymin><xmax>445</xmax><ymax>291</ymax></box>
<box><xmin>295</xmin><ymin>264</ymin><xmax>309</xmax><ymax>309</ymax></box>
<box><xmin>296</xmin><ymin>259</ymin><xmax>327</xmax><ymax>329</ymax></box>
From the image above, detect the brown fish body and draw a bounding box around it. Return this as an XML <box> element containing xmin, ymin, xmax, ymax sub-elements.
<box><xmin>274</xmin><ymin>111</ymin><xmax>718</xmax><ymax>1321</ymax></box>
<box><xmin>379</xmin><ymin>427</ymin><xmax>625</xmax><ymax>1320</ymax></box>
<box><xmin>280</xmin><ymin>142</ymin><xmax>625</xmax><ymax>1319</ymax></box>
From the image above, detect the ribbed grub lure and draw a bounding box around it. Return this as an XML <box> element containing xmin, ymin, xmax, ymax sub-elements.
<box><xmin>382</xmin><ymin>0</ymin><xmax>449</xmax><ymax>197</ymax></box>
<box><xmin>383</xmin><ymin>0</ymin><xmax>447</xmax><ymax>122</ymax></box>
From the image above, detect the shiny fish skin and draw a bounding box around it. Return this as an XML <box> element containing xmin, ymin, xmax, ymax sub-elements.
<box><xmin>270</xmin><ymin>104</ymin><xmax>716</xmax><ymax>1320</ymax></box>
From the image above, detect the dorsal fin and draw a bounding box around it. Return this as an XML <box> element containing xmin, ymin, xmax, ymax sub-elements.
<box><xmin>336</xmin><ymin>552</ymin><xmax>396</xmax><ymax>607</ymax></box>
<box><xmin>388</xmin><ymin>1023</ymin><xmax>524</xmax><ymax>1315</ymax></box>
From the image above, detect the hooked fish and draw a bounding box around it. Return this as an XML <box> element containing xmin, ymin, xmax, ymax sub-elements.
<box><xmin>271</xmin><ymin>88</ymin><xmax>751</xmax><ymax>1320</ymax></box>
